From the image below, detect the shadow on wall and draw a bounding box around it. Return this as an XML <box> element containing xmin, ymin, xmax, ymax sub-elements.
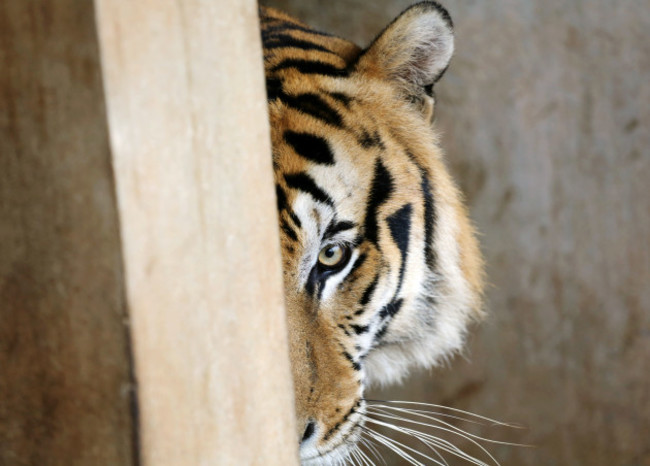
<box><xmin>263</xmin><ymin>0</ymin><xmax>650</xmax><ymax>464</ymax></box>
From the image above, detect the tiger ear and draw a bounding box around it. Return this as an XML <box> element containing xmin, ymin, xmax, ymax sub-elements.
<box><xmin>355</xmin><ymin>2</ymin><xmax>454</xmax><ymax>95</ymax></box>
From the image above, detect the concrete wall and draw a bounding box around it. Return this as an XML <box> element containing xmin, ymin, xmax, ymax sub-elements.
<box><xmin>264</xmin><ymin>1</ymin><xmax>650</xmax><ymax>464</ymax></box>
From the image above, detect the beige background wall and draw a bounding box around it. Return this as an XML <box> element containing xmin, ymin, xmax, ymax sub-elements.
<box><xmin>264</xmin><ymin>1</ymin><xmax>650</xmax><ymax>464</ymax></box>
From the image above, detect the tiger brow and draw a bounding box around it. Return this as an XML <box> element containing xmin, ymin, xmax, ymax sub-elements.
<box><xmin>323</xmin><ymin>220</ymin><xmax>356</xmax><ymax>240</ymax></box>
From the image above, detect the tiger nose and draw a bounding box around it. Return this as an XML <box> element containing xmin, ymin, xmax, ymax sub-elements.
<box><xmin>301</xmin><ymin>420</ymin><xmax>317</xmax><ymax>444</ymax></box>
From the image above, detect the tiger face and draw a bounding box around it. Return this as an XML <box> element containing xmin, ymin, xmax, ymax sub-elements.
<box><xmin>261</xmin><ymin>2</ymin><xmax>484</xmax><ymax>463</ymax></box>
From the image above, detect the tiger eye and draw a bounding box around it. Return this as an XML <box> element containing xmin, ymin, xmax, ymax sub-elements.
<box><xmin>318</xmin><ymin>244</ymin><xmax>347</xmax><ymax>268</ymax></box>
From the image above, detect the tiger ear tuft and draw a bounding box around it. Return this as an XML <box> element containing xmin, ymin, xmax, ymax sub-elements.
<box><xmin>356</xmin><ymin>2</ymin><xmax>454</xmax><ymax>92</ymax></box>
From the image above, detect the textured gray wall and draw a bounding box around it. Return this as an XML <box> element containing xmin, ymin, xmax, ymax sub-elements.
<box><xmin>263</xmin><ymin>1</ymin><xmax>650</xmax><ymax>464</ymax></box>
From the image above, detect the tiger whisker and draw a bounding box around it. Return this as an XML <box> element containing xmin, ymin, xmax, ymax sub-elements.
<box><xmin>362</xmin><ymin>429</ymin><xmax>427</xmax><ymax>466</ymax></box>
<box><xmin>354</xmin><ymin>448</ymin><xmax>365</xmax><ymax>466</ymax></box>
<box><xmin>361</xmin><ymin>426</ymin><xmax>421</xmax><ymax>465</ymax></box>
<box><xmin>350</xmin><ymin>448</ymin><xmax>363</xmax><ymax>466</ymax></box>
<box><xmin>349</xmin><ymin>447</ymin><xmax>361</xmax><ymax>466</ymax></box>
<box><xmin>362</xmin><ymin>425</ymin><xmax>446</xmax><ymax>466</ymax></box>
<box><xmin>366</xmin><ymin>405</ymin><xmax>530</xmax><ymax>448</ymax></box>
<box><xmin>354</xmin><ymin>400</ymin><xmax>527</xmax><ymax>465</ymax></box>
<box><xmin>364</xmin><ymin>416</ymin><xmax>451</xmax><ymax>466</ymax></box>
<box><xmin>355</xmin><ymin>444</ymin><xmax>377</xmax><ymax>466</ymax></box>
<box><xmin>365</xmin><ymin>400</ymin><xmax>525</xmax><ymax>429</ymax></box>
<box><xmin>366</xmin><ymin>405</ymin><xmax>488</xmax><ymax>427</ymax></box>
<box><xmin>397</xmin><ymin>424</ymin><xmax>451</xmax><ymax>466</ymax></box>
<box><xmin>364</xmin><ymin>415</ymin><xmax>495</xmax><ymax>466</ymax></box>
<box><xmin>347</xmin><ymin>448</ymin><xmax>357</xmax><ymax>466</ymax></box>
<box><xmin>352</xmin><ymin>448</ymin><xmax>368</xmax><ymax>466</ymax></box>
<box><xmin>359</xmin><ymin>436</ymin><xmax>386</xmax><ymax>466</ymax></box>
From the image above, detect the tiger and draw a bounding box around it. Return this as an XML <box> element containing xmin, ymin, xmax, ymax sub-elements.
<box><xmin>261</xmin><ymin>2</ymin><xmax>485</xmax><ymax>464</ymax></box>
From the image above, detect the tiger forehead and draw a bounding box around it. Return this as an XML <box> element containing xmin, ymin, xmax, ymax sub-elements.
<box><xmin>261</xmin><ymin>6</ymin><xmax>361</xmax><ymax>71</ymax></box>
<box><xmin>269</xmin><ymin>79</ymin><xmax>422</xmax><ymax>223</ymax></box>
<box><xmin>268</xmin><ymin>83</ymin><xmax>387</xmax><ymax>211</ymax></box>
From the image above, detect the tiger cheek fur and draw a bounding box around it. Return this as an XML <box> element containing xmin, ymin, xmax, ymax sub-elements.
<box><xmin>262</xmin><ymin>2</ymin><xmax>484</xmax><ymax>463</ymax></box>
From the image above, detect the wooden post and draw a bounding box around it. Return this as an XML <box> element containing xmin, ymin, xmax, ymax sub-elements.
<box><xmin>1</xmin><ymin>0</ymin><xmax>297</xmax><ymax>464</ymax></box>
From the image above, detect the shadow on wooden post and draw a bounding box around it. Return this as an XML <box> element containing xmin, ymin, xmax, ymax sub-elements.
<box><xmin>1</xmin><ymin>0</ymin><xmax>297</xmax><ymax>464</ymax></box>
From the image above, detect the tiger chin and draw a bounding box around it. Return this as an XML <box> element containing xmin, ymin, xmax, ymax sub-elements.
<box><xmin>261</xmin><ymin>2</ymin><xmax>484</xmax><ymax>464</ymax></box>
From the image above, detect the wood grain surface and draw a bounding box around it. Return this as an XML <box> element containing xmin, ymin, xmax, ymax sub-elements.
<box><xmin>95</xmin><ymin>0</ymin><xmax>298</xmax><ymax>463</ymax></box>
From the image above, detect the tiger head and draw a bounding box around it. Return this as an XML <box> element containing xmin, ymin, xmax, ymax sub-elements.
<box><xmin>262</xmin><ymin>2</ymin><xmax>484</xmax><ymax>463</ymax></box>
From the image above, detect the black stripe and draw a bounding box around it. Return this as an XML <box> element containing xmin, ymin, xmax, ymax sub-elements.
<box><xmin>360</xmin><ymin>275</ymin><xmax>378</xmax><ymax>306</ymax></box>
<box><xmin>289</xmin><ymin>211</ymin><xmax>302</xmax><ymax>229</ymax></box>
<box><xmin>264</xmin><ymin>34</ymin><xmax>333</xmax><ymax>54</ymax></box>
<box><xmin>420</xmin><ymin>170</ymin><xmax>437</xmax><ymax>271</ymax></box>
<box><xmin>271</xmin><ymin>59</ymin><xmax>348</xmax><ymax>77</ymax></box>
<box><xmin>280</xmin><ymin>218</ymin><xmax>299</xmax><ymax>242</ymax></box>
<box><xmin>324</xmin><ymin>220</ymin><xmax>356</xmax><ymax>239</ymax></box>
<box><xmin>275</xmin><ymin>184</ymin><xmax>288</xmax><ymax>212</ymax></box>
<box><xmin>376</xmin><ymin>298</ymin><xmax>404</xmax><ymax>340</ymax></box>
<box><xmin>285</xmin><ymin>131</ymin><xmax>336</xmax><ymax>164</ymax></box>
<box><xmin>284</xmin><ymin>173</ymin><xmax>334</xmax><ymax>206</ymax></box>
<box><xmin>358</xmin><ymin>130</ymin><xmax>384</xmax><ymax>149</ymax></box>
<box><xmin>266</xmin><ymin>77</ymin><xmax>283</xmax><ymax>101</ymax></box>
<box><xmin>379</xmin><ymin>298</ymin><xmax>404</xmax><ymax>320</ymax></box>
<box><xmin>351</xmin><ymin>234</ymin><xmax>364</xmax><ymax>248</ymax></box>
<box><xmin>364</xmin><ymin>160</ymin><xmax>394</xmax><ymax>245</ymax></box>
<box><xmin>305</xmin><ymin>267</ymin><xmax>318</xmax><ymax>297</ymax></box>
<box><xmin>404</xmin><ymin>151</ymin><xmax>438</xmax><ymax>272</ymax></box>
<box><xmin>375</xmin><ymin>323</ymin><xmax>389</xmax><ymax>340</ymax></box>
<box><xmin>342</xmin><ymin>351</ymin><xmax>361</xmax><ymax>371</ymax></box>
<box><xmin>386</xmin><ymin>203</ymin><xmax>413</xmax><ymax>296</ymax></box>
<box><xmin>262</xmin><ymin>23</ymin><xmax>334</xmax><ymax>40</ymax></box>
<box><xmin>276</xmin><ymin>183</ymin><xmax>303</xmax><ymax>235</ymax></box>
<box><xmin>328</xmin><ymin>92</ymin><xmax>352</xmax><ymax>106</ymax></box>
<box><xmin>350</xmin><ymin>324</ymin><xmax>370</xmax><ymax>335</ymax></box>
<box><xmin>306</xmin><ymin>264</ymin><xmax>330</xmax><ymax>300</ymax></box>
<box><xmin>281</xmin><ymin>93</ymin><xmax>343</xmax><ymax>128</ymax></box>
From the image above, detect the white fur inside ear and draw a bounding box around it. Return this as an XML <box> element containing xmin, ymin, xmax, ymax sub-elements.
<box><xmin>359</xmin><ymin>3</ymin><xmax>455</xmax><ymax>88</ymax></box>
<box><xmin>401</xmin><ymin>10</ymin><xmax>454</xmax><ymax>85</ymax></box>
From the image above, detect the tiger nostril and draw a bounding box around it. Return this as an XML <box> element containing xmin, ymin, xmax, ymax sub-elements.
<box><xmin>301</xmin><ymin>421</ymin><xmax>316</xmax><ymax>443</ymax></box>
